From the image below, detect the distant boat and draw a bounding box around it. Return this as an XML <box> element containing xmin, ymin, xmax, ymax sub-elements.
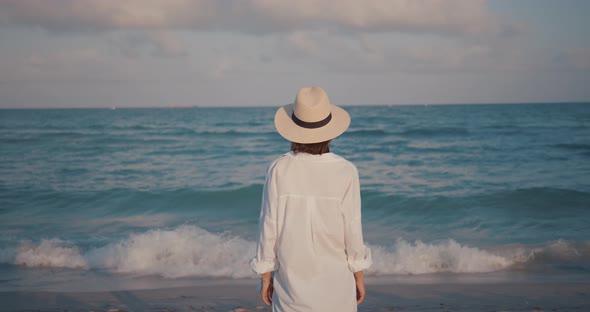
<box><xmin>110</xmin><ymin>106</ymin><xmax>116</xmax><ymax>110</ymax></box>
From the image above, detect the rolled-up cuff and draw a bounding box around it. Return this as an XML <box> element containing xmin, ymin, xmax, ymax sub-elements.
<box><xmin>249</xmin><ymin>257</ymin><xmax>279</xmax><ymax>274</ymax></box>
<box><xmin>347</xmin><ymin>246</ymin><xmax>372</xmax><ymax>272</ymax></box>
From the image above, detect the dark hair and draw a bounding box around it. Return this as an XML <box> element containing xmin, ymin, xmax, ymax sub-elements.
<box><xmin>291</xmin><ymin>140</ymin><xmax>331</xmax><ymax>155</ymax></box>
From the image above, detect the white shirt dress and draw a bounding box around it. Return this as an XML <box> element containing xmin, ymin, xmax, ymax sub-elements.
<box><xmin>250</xmin><ymin>152</ymin><xmax>372</xmax><ymax>312</ymax></box>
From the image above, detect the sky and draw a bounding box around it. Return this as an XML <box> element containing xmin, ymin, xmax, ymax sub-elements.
<box><xmin>0</xmin><ymin>0</ymin><xmax>588</xmax><ymax>108</ymax></box>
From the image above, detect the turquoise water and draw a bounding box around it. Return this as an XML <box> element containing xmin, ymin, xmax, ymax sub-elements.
<box><xmin>0</xmin><ymin>104</ymin><xmax>589</xmax><ymax>286</ymax></box>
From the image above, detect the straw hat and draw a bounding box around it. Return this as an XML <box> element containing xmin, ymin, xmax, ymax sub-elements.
<box><xmin>274</xmin><ymin>87</ymin><xmax>350</xmax><ymax>144</ymax></box>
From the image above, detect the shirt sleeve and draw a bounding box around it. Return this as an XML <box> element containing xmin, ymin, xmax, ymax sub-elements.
<box><xmin>342</xmin><ymin>165</ymin><xmax>372</xmax><ymax>272</ymax></box>
<box><xmin>249</xmin><ymin>163</ymin><xmax>279</xmax><ymax>274</ymax></box>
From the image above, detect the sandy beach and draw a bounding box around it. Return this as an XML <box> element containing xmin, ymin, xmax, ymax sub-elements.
<box><xmin>2</xmin><ymin>279</ymin><xmax>589</xmax><ymax>312</ymax></box>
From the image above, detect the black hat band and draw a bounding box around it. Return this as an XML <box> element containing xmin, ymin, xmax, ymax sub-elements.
<box><xmin>292</xmin><ymin>113</ymin><xmax>332</xmax><ymax>129</ymax></box>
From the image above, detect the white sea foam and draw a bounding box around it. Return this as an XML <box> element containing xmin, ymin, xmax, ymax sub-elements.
<box><xmin>15</xmin><ymin>239</ymin><xmax>88</xmax><ymax>269</ymax></box>
<box><xmin>86</xmin><ymin>225</ymin><xmax>255</xmax><ymax>278</ymax></box>
<box><xmin>1</xmin><ymin>226</ymin><xmax>586</xmax><ymax>278</ymax></box>
<box><xmin>368</xmin><ymin>239</ymin><xmax>523</xmax><ymax>275</ymax></box>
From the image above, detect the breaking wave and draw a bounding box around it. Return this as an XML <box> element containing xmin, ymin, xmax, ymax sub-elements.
<box><xmin>1</xmin><ymin>226</ymin><xmax>587</xmax><ymax>278</ymax></box>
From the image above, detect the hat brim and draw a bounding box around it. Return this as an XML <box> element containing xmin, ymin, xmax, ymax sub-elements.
<box><xmin>274</xmin><ymin>103</ymin><xmax>350</xmax><ymax>144</ymax></box>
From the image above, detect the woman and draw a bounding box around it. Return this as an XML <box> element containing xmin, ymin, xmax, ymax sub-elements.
<box><xmin>249</xmin><ymin>87</ymin><xmax>372</xmax><ymax>311</ymax></box>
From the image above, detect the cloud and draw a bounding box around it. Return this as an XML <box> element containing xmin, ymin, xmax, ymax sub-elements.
<box><xmin>280</xmin><ymin>31</ymin><xmax>322</xmax><ymax>58</ymax></box>
<box><xmin>109</xmin><ymin>31</ymin><xmax>188</xmax><ymax>58</ymax></box>
<box><xmin>0</xmin><ymin>48</ymin><xmax>105</xmax><ymax>83</ymax></box>
<box><xmin>0</xmin><ymin>0</ymin><xmax>523</xmax><ymax>37</ymax></box>
<box><xmin>0</xmin><ymin>0</ymin><xmax>216</xmax><ymax>32</ymax></box>
<box><xmin>269</xmin><ymin>28</ymin><xmax>578</xmax><ymax>76</ymax></box>
<box><xmin>555</xmin><ymin>48</ymin><xmax>590</xmax><ymax>71</ymax></box>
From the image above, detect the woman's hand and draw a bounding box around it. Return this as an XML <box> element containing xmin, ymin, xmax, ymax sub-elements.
<box><xmin>354</xmin><ymin>271</ymin><xmax>366</xmax><ymax>304</ymax></box>
<box><xmin>260</xmin><ymin>272</ymin><xmax>274</xmax><ymax>306</ymax></box>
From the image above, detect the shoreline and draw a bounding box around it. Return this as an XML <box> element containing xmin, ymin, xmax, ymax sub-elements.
<box><xmin>1</xmin><ymin>281</ymin><xmax>589</xmax><ymax>312</ymax></box>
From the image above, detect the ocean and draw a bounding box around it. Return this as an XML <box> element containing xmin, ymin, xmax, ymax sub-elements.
<box><xmin>1</xmin><ymin>103</ymin><xmax>589</xmax><ymax>291</ymax></box>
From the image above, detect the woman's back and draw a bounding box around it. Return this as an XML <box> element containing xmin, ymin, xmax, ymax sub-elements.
<box><xmin>274</xmin><ymin>151</ymin><xmax>356</xmax><ymax>275</ymax></box>
<box><xmin>253</xmin><ymin>152</ymin><xmax>370</xmax><ymax>311</ymax></box>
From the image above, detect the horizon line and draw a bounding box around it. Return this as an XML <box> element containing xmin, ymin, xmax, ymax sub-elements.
<box><xmin>1</xmin><ymin>101</ymin><xmax>588</xmax><ymax>110</ymax></box>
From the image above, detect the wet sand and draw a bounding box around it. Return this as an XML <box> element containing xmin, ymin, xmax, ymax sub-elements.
<box><xmin>1</xmin><ymin>281</ymin><xmax>589</xmax><ymax>312</ymax></box>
